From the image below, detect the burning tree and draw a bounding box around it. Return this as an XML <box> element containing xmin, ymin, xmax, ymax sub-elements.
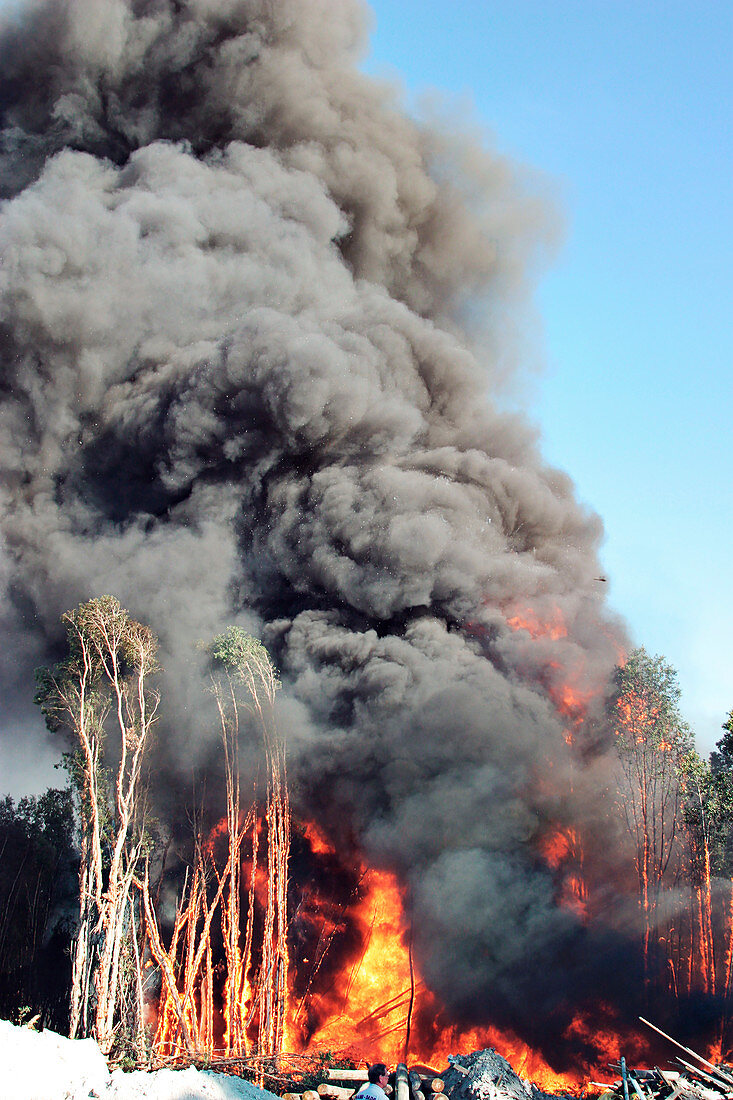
<box><xmin>611</xmin><ymin>647</ymin><xmax>693</xmax><ymax>991</ymax></box>
<box><xmin>148</xmin><ymin>628</ymin><xmax>290</xmax><ymax>1065</ymax></box>
<box><xmin>34</xmin><ymin>596</ymin><xmax>159</xmax><ymax>1056</ymax></box>
<box><xmin>208</xmin><ymin>627</ymin><xmax>291</xmax><ymax>1061</ymax></box>
<box><xmin>681</xmin><ymin>751</ymin><xmax>730</xmax><ymax>999</ymax></box>
<box><xmin>143</xmin><ymin>829</ymin><xmax>230</xmax><ymax>1060</ymax></box>
<box><xmin>678</xmin><ymin>714</ymin><xmax>733</xmax><ymax>1040</ymax></box>
<box><xmin>612</xmin><ymin>650</ymin><xmax>733</xmax><ymax>1031</ymax></box>
<box><xmin>708</xmin><ymin>710</ymin><xmax>733</xmax><ymax>875</ymax></box>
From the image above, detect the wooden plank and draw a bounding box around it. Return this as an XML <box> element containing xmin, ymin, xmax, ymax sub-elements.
<box><xmin>327</xmin><ymin>1072</ymin><xmax>370</xmax><ymax>1082</ymax></box>
<box><xmin>676</xmin><ymin>1058</ymin><xmax>730</xmax><ymax>1091</ymax></box>
<box><xmin>639</xmin><ymin>1019</ymin><xmax>733</xmax><ymax>1089</ymax></box>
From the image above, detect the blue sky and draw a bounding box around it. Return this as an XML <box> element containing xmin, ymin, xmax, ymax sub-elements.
<box><xmin>363</xmin><ymin>0</ymin><xmax>732</xmax><ymax>752</ymax></box>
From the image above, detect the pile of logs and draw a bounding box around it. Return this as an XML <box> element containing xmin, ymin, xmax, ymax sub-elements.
<box><xmin>284</xmin><ymin>1064</ymin><xmax>447</xmax><ymax>1100</ymax></box>
<box><xmin>592</xmin><ymin>1020</ymin><xmax>733</xmax><ymax>1100</ymax></box>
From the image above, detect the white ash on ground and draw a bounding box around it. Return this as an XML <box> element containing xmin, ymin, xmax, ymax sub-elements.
<box><xmin>0</xmin><ymin>1018</ymin><xmax>283</xmax><ymax>1100</ymax></box>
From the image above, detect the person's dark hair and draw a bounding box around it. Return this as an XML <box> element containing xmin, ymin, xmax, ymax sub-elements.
<box><xmin>368</xmin><ymin>1065</ymin><xmax>387</xmax><ymax>1084</ymax></box>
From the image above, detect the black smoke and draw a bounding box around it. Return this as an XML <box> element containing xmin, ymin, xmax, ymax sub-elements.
<box><xmin>0</xmin><ymin>0</ymin><xmax>646</xmax><ymax>1065</ymax></box>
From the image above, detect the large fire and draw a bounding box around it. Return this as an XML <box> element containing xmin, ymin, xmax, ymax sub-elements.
<box><xmin>147</xmin><ymin>604</ymin><xmax>733</xmax><ymax>1085</ymax></box>
<box><xmin>149</xmin><ymin>810</ymin><xmax>635</xmax><ymax>1090</ymax></box>
<box><xmin>147</xmin><ymin>604</ymin><xmax>641</xmax><ymax>1087</ymax></box>
<box><xmin>292</xmin><ymin>831</ymin><xmax>413</xmax><ymax>1059</ymax></box>
<box><xmin>287</xmin><ymin>823</ymin><xmax>626</xmax><ymax>1092</ymax></box>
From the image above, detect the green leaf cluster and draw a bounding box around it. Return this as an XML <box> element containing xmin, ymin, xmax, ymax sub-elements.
<box><xmin>612</xmin><ymin>646</ymin><xmax>694</xmax><ymax>757</ymax></box>
<box><xmin>684</xmin><ymin>709</ymin><xmax>733</xmax><ymax>878</ymax></box>
<box><xmin>208</xmin><ymin>625</ymin><xmax>280</xmax><ymax>687</ymax></box>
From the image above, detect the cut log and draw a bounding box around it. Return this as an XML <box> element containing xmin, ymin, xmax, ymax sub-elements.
<box><xmin>328</xmin><ymin>1072</ymin><xmax>370</xmax><ymax>1082</ymax></box>
<box><xmin>409</xmin><ymin>1071</ymin><xmax>425</xmax><ymax>1100</ymax></box>
<box><xmin>426</xmin><ymin>1082</ymin><xmax>445</xmax><ymax>1094</ymax></box>
<box><xmin>396</xmin><ymin>1063</ymin><xmax>410</xmax><ymax>1100</ymax></box>
<box><xmin>283</xmin><ymin>1093</ymin><xmax>302</xmax><ymax>1100</ymax></box>
<box><xmin>331</xmin><ymin>1087</ymin><xmax>392</xmax><ymax>1099</ymax></box>
<box><xmin>303</xmin><ymin>1090</ymin><xmax>321</xmax><ymax>1100</ymax></box>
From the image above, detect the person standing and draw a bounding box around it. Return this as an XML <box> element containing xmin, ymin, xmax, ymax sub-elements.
<box><xmin>356</xmin><ymin>1065</ymin><xmax>390</xmax><ymax>1100</ymax></box>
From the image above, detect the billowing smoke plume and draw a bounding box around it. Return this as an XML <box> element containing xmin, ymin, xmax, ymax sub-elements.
<box><xmin>1</xmin><ymin>0</ymin><xmax>639</xmax><ymax>1063</ymax></box>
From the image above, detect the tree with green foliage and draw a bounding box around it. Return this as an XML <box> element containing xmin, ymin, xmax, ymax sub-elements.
<box><xmin>709</xmin><ymin>708</ymin><xmax>733</xmax><ymax>876</ymax></box>
<box><xmin>611</xmin><ymin>647</ymin><xmax>694</xmax><ymax>988</ymax></box>
<box><xmin>35</xmin><ymin>595</ymin><xmax>159</xmax><ymax>1056</ymax></box>
<box><xmin>679</xmin><ymin>712</ymin><xmax>733</xmax><ymax>1045</ymax></box>
<box><xmin>681</xmin><ymin>751</ymin><xmax>722</xmax><ymax>995</ymax></box>
<box><xmin>0</xmin><ymin>788</ymin><xmax>75</xmax><ymax>1030</ymax></box>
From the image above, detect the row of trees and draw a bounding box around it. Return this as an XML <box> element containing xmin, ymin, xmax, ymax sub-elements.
<box><xmin>613</xmin><ymin>647</ymin><xmax>733</xmax><ymax>1022</ymax></box>
<box><xmin>0</xmin><ymin>788</ymin><xmax>75</xmax><ymax>1031</ymax></box>
<box><xmin>2</xmin><ymin>595</ymin><xmax>732</xmax><ymax>1061</ymax></box>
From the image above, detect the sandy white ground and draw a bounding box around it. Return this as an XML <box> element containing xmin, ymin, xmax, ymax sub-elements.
<box><xmin>0</xmin><ymin>1018</ymin><xmax>284</xmax><ymax>1100</ymax></box>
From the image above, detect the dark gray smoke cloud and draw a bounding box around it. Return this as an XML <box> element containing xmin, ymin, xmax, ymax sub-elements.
<box><xmin>0</xmin><ymin>0</ymin><xmax>639</xmax><ymax>1061</ymax></box>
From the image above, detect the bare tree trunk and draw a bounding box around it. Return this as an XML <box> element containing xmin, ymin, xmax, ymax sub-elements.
<box><xmin>140</xmin><ymin>868</ymin><xmax>195</xmax><ymax>1059</ymax></box>
<box><xmin>37</xmin><ymin>599</ymin><xmax>160</xmax><ymax>1055</ymax></box>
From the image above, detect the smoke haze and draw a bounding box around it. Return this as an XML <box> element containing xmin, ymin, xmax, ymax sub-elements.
<box><xmin>1</xmin><ymin>0</ymin><xmax>639</xmax><ymax>1061</ymax></box>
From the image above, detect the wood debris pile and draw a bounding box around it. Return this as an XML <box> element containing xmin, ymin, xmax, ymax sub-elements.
<box><xmin>277</xmin><ymin>1019</ymin><xmax>729</xmax><ymax>1100</ymax></box>
<box><xmin>593</xmin><ymin>1020</ymin><xmax>733</xmax><ymax>1100</ymax></box>
<box><xmin>442</xmin><ymin>1049</ymin><xmax>551</xmax><ymax>1100</ymax></box>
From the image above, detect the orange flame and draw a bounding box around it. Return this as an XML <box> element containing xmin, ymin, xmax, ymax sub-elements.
<box><xmin>506</xmin><ymin>607</ymin><xmax>568</xmax><ymax>641</ymax></box>
<box><xmin>150</xmin><ymin>813</ymin><xmax>652</xmax><ymax>1086</ymax></box>
<box><xmin>150</xmin><ymin>604</ymin><xmax>667</xmax><ymax>1081</ymax></box>
<box><xmin>296</xmin><ymin>863</ymin><xmax>412</xmax><ymax>1061</ymax></box>
<box><xmin>291</xmin><ymin>829</ymin><xmax>628</xmax><ymax>1090</ymax></box>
